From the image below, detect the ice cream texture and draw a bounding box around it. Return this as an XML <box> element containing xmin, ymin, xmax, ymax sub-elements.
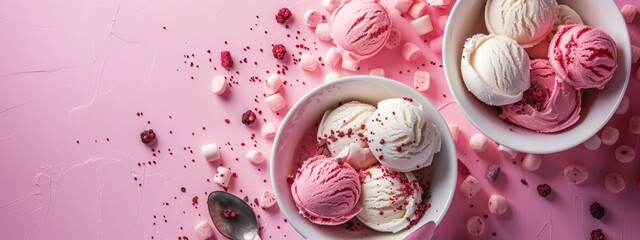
<box><xmin>291</xmin><ymin>155</ymin><xmax>362</xmax><ymax>225</ymax></box>
<box><xmin>485</xmin><ymin>0</ymin><xmax>558</xmax><ymax>47</ymax></box>
<box><xmin>527</xmin><ymin>4</ymin><xmax>584</xmax><ymax>59</ymax></box>
<box><xmin>501</xmin><ymin>59</ymin><xmax>582</xmax><ymax>133</ymax></box>
<box><xmin>461</xmin><ymin>34</ymin><xmax>531</xmax><ymax>106</ymax></box>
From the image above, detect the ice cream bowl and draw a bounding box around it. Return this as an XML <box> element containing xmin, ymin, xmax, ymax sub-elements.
<box><xmin>443</xmin><ymin>0</ymin><xmax>631</xmax><ymax>154</ymax></box>
<box><xmin>270</xmin><ymin>76</ymin><xmax>457</xmax><ymax>239</ymax></box>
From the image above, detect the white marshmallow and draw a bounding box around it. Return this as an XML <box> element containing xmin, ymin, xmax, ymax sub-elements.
<box><xmin>408</xmin><ymin>1</ymin><xmax>427</xmax><ymax>19</ymax></box>
<box><xmin>459</xmin><ymin>175</ymin><xmax>481</xmax><ymax>198</ymax></box>
<box><xmin>564</xmin><ymin>164</ymin><xmax>589</xmax><ymax>184</ymax></box>
<box><xmin>411</xmin><ymin>15</ymin><xmax>434</xmax><ymax>36</ymax></box>
<box><xmin>615</xmin><ymin>145</ymin><xmax>636</xmax><ymax>163</ymax></box>
<box><xmin>401</xmin><ymin>42</ymin><xmax>422</xmax><ymax>61</ymax></box>
<box><xmin>615</xmin><ymin>96</ymin><xmax>629</xmax><ymax>115</ymax></box>
<box><xmin>370</xmin><ymin>68</ymin><xmax>385</xmax><ymax>77</ymax></box>
<box><xmin>322</xmin><ymin>0</ymin><xmax>340</xmax><ymax>12</ymax></box>
<box><xmin>583</xmin><ymin>134</ymin><xmax>602</xmax><ymax>150</ymax></box>
<box><xmin>266</xmin><ymin>93</ymin><xmax>286</xmax><ymax>112</ymax></box>
<box><xmin>466</xmin><ymin>216</ymin><xmax>485</xmax><ymax>236</ymax></box>
<box><xmin>324</xmin><ymin>47</ymin><xmax>341</xmax><ymax>66</ymax></box>
<box><xmin>341</xmin><ymin>57</ymin><xmax>360</xmax><ymax>71</ymax></box>
<box><xmin>324</xmin><ymin>72</ymin><xmax>340</xmax><ymax>83</ymax></box>
<box><xmin>259</xmin><ymin>189</ymin><xmax>277</xmax><ymax>208</ymax></box>
<box><xmin>194</xmin><ymin>221</ymin><xmax>215</xmax><ymax>240</ymax></box>
<box><xmin>469</xmin><ymin>133</ymin><xmax>489</xmax><ymax>153</ymax></box>
<box><xmin>213</xmin><ymin>166</ymin><xmax>233</xmax><ymax>188</ymax></box>
<box><xmin>246</xmin><ymin>149</ymin><xmax>266</xmax><ymax>164</ymax></box>
<box><xmin>430</xmin><ymin>36</ymin><xmax>443</xmax><ymax>54</ymax></box>
<box><xmin>394</xmin><ymin>0</ymin><xmax>413</xmax><ymax>13</ymax></box>
<box><xmin>427</xmin><ymin>0</ymin><xmax>451</xmax><ymax>8</ymax></box>
<box><xmin>601</xmin><ymin>127</ymin><xmax>619</xmax><ymax>145</ymax></box>
<box><xmin>605</xmin><ymin>172</ymin><xmax>625</xmax><ymax>194</ymax></box>
<box><xmin>522</xmin><ymin>153</ymin><xmax>541</xmax><ymax>171</ymax></box>
<box><xmin>201</xmin><ymin>143</ymin><xmax>221</xmax><ymax>162</ymax></box>
<box><xmin>631</xmin><ymin>116</ymin><xmax>640</xmax><ymax>134</ymax></box>
<box><xmin>438</xmin><ymin>15</ymin><xmax>448</xmax><ymax>32</ymax></box>
<box><xmin>621</xmin><ymin>4</ymin><xmax>637</xmax><ymax>23</ymax></box>
<box><xmin>414</xmin><ymin>71</ymin><xmax>431</xmax><ymax>91</ymax></box>
<box><xmin>315</xmin><ymin>23</ymin><xmax>331</xmax><ymax>41</ymax></box>
<box><xmin>632</xmin><ymin>45</ymin><xmax>640</xmax><ymax>63</ymax></box>
<box><xmin>264</xmin><ymin>74</ymin><xmax>282</xmax><ymax>95</ymax></box>
<box><xmin>447</xmin><ymin>123</ymin><xmax>459</xmax><ymax>143</ymax></box>
<box><xmin>211</xmin><ymin>75</ymin><xmax>228</xmax><ymax>95</ymax></box>
<box><xmin>261</xmin><ymin>122</ymin><xmax>277</xmax><ymax>139</ymax></box>
<box><xmin>498</xmin><ymin>145</ymin><xmax>518</xmax><ymax>159</ymax></box>
<box><xmin>385</xmin><ymin>28</ymin><xmax>402</xmax><ymax>49</ymax></box>
<box><xmin>488</xmin><ymin>194</ymin><xmax>508</xmax><ymax>215</ymax></box>
<box><xmin>303</xmin><ymin>10</ymin><xmax>323</xmax><ymax>28</ymax></box>
<box><xmin>300</xmin><ymin>53</ymin><xmax>318</xmax><ymax>71</ymax></box>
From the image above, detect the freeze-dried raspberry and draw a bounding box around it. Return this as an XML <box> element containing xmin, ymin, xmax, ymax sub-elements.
<box><xmin>241</xmin><ymin>110</ymin><xmax>257</xmax><ymax>125</ymax></box>
<box><xmin>458</xmin><ymin>159</ymin><xmax>470</xmax><ymax>176</ymax></box>
<box><xmin>220</xmin><ymin>51</ymin><xmax>233</xmax><ymax>68</ymax></box>
<box><xmin>140</xmin><ymin>129</ymin><xmax>156</xmax><ymax>144</ymax></box>
<box><xmin>589</xmin><ymin>229</ymin><xmax>605</xmax><ymax>240</ymax></box>
<box><xmin>590</xmin><ymin>202</ymin><xmax>605</xmax><ymax>219</ymax></box>
<box><xmin>275</xmin><ymin>8</ymin><xmax>292</xmax><ymax>23</ymax></box>
<box><xmin>537</xmin><ymin>184</ymin><xmax>551</xmax><ymax>198</ymax></box>
<box><xmin>272</xmin><ymin>44</ymin><xmax>287</xmax><ymax>60</ymax></box>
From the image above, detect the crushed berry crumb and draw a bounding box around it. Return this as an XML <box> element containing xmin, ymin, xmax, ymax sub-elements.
<box><xmin>537</xmin><ymin>184</ymin><xmax>551</xmax><ymax>198</ymax></box>
<box><xmin>223</xmin><ymin>209</ymin><xmax>238</xmax><ymax>218</ymax></box>
<box><xmin>485</xmin><ymin>165</ymin><xmax>500</xmax><ymax>182</ymax></box>
<box><xmin>590</xmin><ymin>202</ymin><xmax>605</xmax><ymax>219</ymax></box>
<box><xmin>457</xmin><ymin>159</ymin><xmax>470</xmax><ymax>176</ymax></box>
<box><xmin>140</xmin><ymin>129</ymin><xmax>156</xmax><ymax>144</ymax></box>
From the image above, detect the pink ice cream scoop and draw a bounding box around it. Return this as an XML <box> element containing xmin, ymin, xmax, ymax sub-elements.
<box><xmin>329</xmin><ymin>0</ymin><xmax>391</xmax><ymax>61</ymax></box>
<box><xmin>549</xmin><ymin>24</ymin><xmax>617</xmax><ymax>90</ymax></box>
<box><xmin>501</xmin><ymin>59</ymin><xmax>582</xmax><ymax>133</ymax></box>
<box><xmin>291</xmin><ymin>155</ymin><xmax>362</xmax><ymax>225</ymax></box>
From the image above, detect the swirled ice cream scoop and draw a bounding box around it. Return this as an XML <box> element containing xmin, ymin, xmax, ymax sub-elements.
<box><xmin>485</xmin><ymin>0</ymin><xmax>557</xmax><ymax>47</ymax></box>
<box><xmin>527</xmin><ymin>4</ymin><xmax>584</xmax><ymax>59</ymax></box>
<box><xmin>365</xmin><ymin>98</ymin><xmax>441</xmax><ymax>172</ymax></box>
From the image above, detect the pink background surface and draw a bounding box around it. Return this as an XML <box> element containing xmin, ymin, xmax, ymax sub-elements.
<box><xmin>1</xmin><ymin>0</ymin><xmax>639</xmax><ymax>239</ymax></box>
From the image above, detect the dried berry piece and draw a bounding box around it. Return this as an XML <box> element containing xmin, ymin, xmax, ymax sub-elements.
<box><xmin>272</xmin><ymin>44</ymin><xmax>287</xmax><ymax>59</ymax></box>
<box><xmin>590</xmin><ymin>202</ymin><xmax>605</xmax><ymax>219</ymax></box>
<box><xmin>316</xmin><ymin>143</ymin><xmax>331</xmax><ymax>157</ymax></box>
<box><xmin>537</xmin><ymin>184</ymin><xmax>551</xmax><ymax>197</ymax></box>
<box><xmin>275</xmin><ymin>8</ymin><xmax>292</xmax><ymax>23</ymax></box>
<box><xmin>457</xmin><ymin>159</ymin><xmax>470</xmax><ymax>176</ymax></box>
<box><xmin>140</xmin><ymin>129</ymin><xmax>156</xmax><ymax>144</ymax></box>
<box><xmin>223</xmin><ymin>209</ymin><xmax>238</xmax><ymax>219</ymax></box>
<box><xmin>589</xmin><ymin>229</ymin><xmax>605</xmax><ymax>240</ymax></box>
<box><xmin>485</xmin><ymin>165</ymin><xmax>501</xmax><ymax>182</ymax></box>
<box><xmin>241</xmin><ymin>110</ymin><xmax>256</xmax><ymax>125</ymax></box>
<box><xmin>220</xmin><ymin>51</ymin><xmax>233</xmax><ymax>68</ymax></box>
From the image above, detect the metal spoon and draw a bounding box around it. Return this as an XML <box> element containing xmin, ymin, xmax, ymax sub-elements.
<box><xmin>207</xmin><ymin>191</ymin><xmax>261</xmax><ymax>240</ymax></box>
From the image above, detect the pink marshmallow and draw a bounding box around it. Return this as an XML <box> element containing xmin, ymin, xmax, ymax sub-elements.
<box><xmin>631</xmin><ymin>116</ymin><xmax>640</xmax><ymax>134</ymax></box>
<box><xmin>370</xmin><ymin>68</ymin><xmax>385</xmax><ymax>77</ymax></box>
<box><xmin>498</xmin><ymin>145</ymin><xmax>518</xmax><ymax>159</ymax></box>
<box><xmin>261</xmin><ymin>122</ymin><xmax>277</xmax><ymax>139</ymax></box>
<box><xmin>411</xmin><ymin>15</ymin><xmax>434</xmax><ymax>36</ymax></box>
<box><xmin>615</xmin><ymin>96</ymin><xmax>629</xmax><ymax>115</ymax></box>
<box><xmin>394</xmin><ymin>0</ymin><xmax>413</xmax><ymax>13</ymax></box>
<box><xmin>605</xmin><ymin>172</ymin><xmax>626</xmax><ymax>194</ymax></box>
<box><xmin>601</xmin><ymin>126</ymin><xmax>619</xmax><ymax>145</ymax></box>
<box><xmin>583</xmin><ymin>134</ymin><xmax>601</xmax><ymax>150</ymax></box>
<box><xmin>194</xmin><ymin>221</ymin><xmax>215</xmax><ymax>240</ymax></box>
<box><xmin>385</xmin><ymin>28</ymin><xmax>402</xmax><ymax>49</ymax></box>
<box><xmin>300</xmin><ymin>53</ymin><xmax>318</xmax><ymax>71</ymax></box>
<box><xmin>438</xmin><ymin>15</ymin><xmax>448</xmax><ymax>32</ymax></box>
<box><xmin>213</xmin><ymin>166</ymin><xmax>233</xmax><ymax>188</ymax></box>
<box><xmin>430</xmin><ymin>36</ymin><xmax>443</xmax><ymax>54</ymax></box>
<box><xmin>427</xmin><ymin>0</ymin><xmax>451</xmax><ymax>8</ymax></box>
<box><xmin>341</xmin><ymin>57</ymin><xmax>360</xmax><ymax>71</ymax></box>
<box><xmin>264</xmin><ymin>74</ymin><xmax>282</xmax><ymax>95</ymax></box>
<box><xmin>259</xmin><ymin>189</ymin><xmax>277</xmax><ymax>208</ymax></box>
<box><xmin>246</xmin><ymin>149</ymin><xmax>266</xmax><ymax>164</ymax></box>
<box><xmin>632</xmin><ymin>45</ymin><xmax>640</xmax><ymax>63</ymax></box>
<box><xmin>201</xmin><ymin>143</ymin><xmax>221</xmax><ymax>162</ymax></box>
<box><xmin>459</xmin><ymin>175</ymin><xmax>481</xmax><ymax>198</ymax></box>
<box><xmin>414</xmin><ymin>71</ymin><xmax>431</xmax><ymax>91</ymax></box>
<box><xmin>408</xmin><ymin>1</ymin><xmax>427</xmax><ymax>19</ymax></box>
<box><xmin>211</xmin><ymin>75</ymin><xmax>228</xmax><ymax>95</ymax></box>
<box><xmin>466</xmin><ymin>216</ymin><xmax>485</xmax><ymax>236</ymax></box>
<box><xmin>266</xmin><ymin>93</ymin><xmax>286</xmax><ymax>112</ymax></box>
<box><xmin>401</xmin><ymin>42</ymin><xmax>422</xmax><ymax>61</ymax></box>
<box><xmin>564</xmin><ymin>164</ymin><xmax>589</xmax><ymax>184</ymax></box>
<box><xmin>615</xmin><ymin>145</ymin><xmax>636</xmax><ymax>163</ymax></box>
<box><xmin>447</xmin><ymin>123</ymin><xmax>459</xmax><ymax>143</ymax></box>
<box><xmin>488</xmin><ymin>194</ymin><xmax>508</xmax><ymax>215</ymax></box>
<box><xmin>324</xmin><ymin>72</ymin><xmax>340</xmax><ymax>83</ymax></box>
<box><xmin>303</xmin><ymin>10</ymin><xmax>323</xmax><ymax>28</ymax></box>
<box><xmin>322</xmin><ymin>0</ymin><xmax>340</xmax><ymax>12</ymax></box>
<box><xmin>522</xmin><ymin>153</ymin><xmax>541</xmax><ymax>171</ymax></box>
<box><xmin>315</xmin><ymin>23</ymin><xmax>331</xmax><ymax>42</ymax></box>
<box><xmin>324</xmin><ymin>47</ymin><xmax>341</xmax><ymax>66</ymax></box>
<box><xmin>470</xmin><ymin>133</ymin><xmax>489</xmax><ymax>153</ymax></box>
<box><xmin>621</xmin><ymin>4</ymin><xmax>637</xmax><ymax>23</ymax></box>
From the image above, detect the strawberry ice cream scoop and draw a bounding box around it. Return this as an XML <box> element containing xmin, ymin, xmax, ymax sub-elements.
<box><xmin>329</xmin><ymin>0</ymin><xmax>391</xmax><ymax>61</ymax></box>
<box><xmin>291</xmin><ymin>155</ymin><xmax>362</xmax><ymax>225</ymax></box>
<box><xmin>501</xmin><ymin>59</ymin><xmax>582</xmax><ymax>133</ymax></box>
<box><xmin>549</xmin><ymin>24</ymin><xmax>618</xmax><ymax>90</ymax></box>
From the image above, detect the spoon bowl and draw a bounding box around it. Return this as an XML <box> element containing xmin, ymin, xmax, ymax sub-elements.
<box><xmin>207</xmin><ymin>191</ymin><xmax>261</xmax><ymax>240</ymax></box>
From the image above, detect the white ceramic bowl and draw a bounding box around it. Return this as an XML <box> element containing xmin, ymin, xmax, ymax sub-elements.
<box><xmin>443</xmin><ymin>0</ymin><xmax>631</xmax><ymax>154</ymax></box>
<box><xmin>270</xmin><ymin>76</ymin><xmax>457</xmax><ymax>240</ymax></box>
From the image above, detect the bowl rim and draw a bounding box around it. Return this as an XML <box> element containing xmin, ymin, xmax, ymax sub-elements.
<box><xmin>442</xmin><ymin>0</ymin><xmax>631</xmax><ymax>154</ymax></box>
<box><xmin>270</xmin><ymin>75</ymin><xmax>458</xmax><ymax>239</ymax></box>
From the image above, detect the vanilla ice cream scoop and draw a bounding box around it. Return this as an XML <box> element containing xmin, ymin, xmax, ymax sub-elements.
<box><xmin>461</xmin><ymin>34</ymin><xmax>531</xmax><ymax>106</ymax></box>
<box><xmin>318</xmin><ymin>101</ymin><xmax>376</xmax><ymax>160</ymax></box>
<box><xmin>365</xmin><ymin>98</ymin><xmax>441</xmax><ymax>172</ymax></box>
<box><xmin>527</xmin><ymin>4</ymin><xmax>584</xmax><ymax>59</ymax></box>
<box><xmin>485</xmin><ymin>0</ymin><xmax>558</xmax><ymax>47</ymax></box>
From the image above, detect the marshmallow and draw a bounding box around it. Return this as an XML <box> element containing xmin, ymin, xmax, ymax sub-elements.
<box><xmin>430</xmin><ymin>36</ymin><xmax>443</xmax><ymax>54</ymax></box>
<box><xmin>194</xmin><ymin>221</ymin><xmax>215</xmax><ymax>240</ymax></box>
<box><xmin>266</xmin><ymin>93</ymin><xmax>286</xmax><ymax>112</ymax></box>
<box><xmin>341</xmin><ymin>57</ymin><xmax>360</xmax><ymax>71</ymax></box>
<box><xmin>246</xmin><ymin>149</ymin><xmax>266</xmax><ymax>164</ymax></box>
<box><xmin>408</xmin><ymin>1</ymin><xmax>427</xmax><ymax>19</ymax></box>
<box><xmin>605</xmin><ymin>172</ymin><xmax>625</xmax><ymax>194</ymax></box>
<box><xmin>615</xmin><ymin>145</ymin><xmax>636</xmax><ymax>163</ymax></box>
<box><xmin>300</xmin><ymin>53</ymin><xmax>318</xmax><ymax>71</ymax></box>
<box><xmin>324</xmin><ymin>72</ymin><xmax>340</xmax><ymax>83</ymax></box>
<box><xmin>621</xmin><ymin>4</ymin><xmax>637</xmax><ymax>23</ymax></box>
<box><xmin>315</xmin><ymin>23</ymin><xmax>331</xmax><ymax>41</ymax></box>
<box><xmin>414</xmin><ymin>71</ymin><xmax>431</xmax><ymax>91</ymax></box>
<box><xmin>303</xmin><ymin>10</ymin><xmax>323</xmax><ymax>28</ymax></box>
<box><xmin>631</xmin><ymin>116</ymin><xmax>640</xmax><ymax>134</ymax></box>
<box><xmin>322</xmin><ymin>0</ymin><xmax>340</xmax><ymax>12</ymax></box>
<box><xmin>411</xmin><ymin>15</ymin><xmax>434</xmax><ymax>36</ymax></box>
<box><xmin>583</xmin><ymin>134</ymin><xmax>602</xmax><ymax>151</ymax></box>
<box><xmin>447</xmin><ymin>123</ymin><xmax>459</xmax><ymax>143</ymax></box>
<box><xmin>438</xmin><ymin>15</ymin><xmax>448</xmax><ymax>32</ymax></box>
<box><xmin>201</xmin><ymin>143</ymin><xmax>221</xmax><ymax>162</ymax></box>
<box><xmin>601</xmin><ymin>127</ymin><xmax>619</xmax><ymax>145</ymax></box>
<box><xmin>459</xmin><ymin>175</ymin><xmax>481</xmax><ymax>198</ymax></box>
<box><xmin>632</xmin><ymin>45</ymin><xmax>640</xmax><ymax>63</ymax></box>
<box><xmin>466</xmin><ymin>216</ymin><xmax>485</xmax><ymax>236</ymax></box>
<box><xmin>615</xmin><ymin>96</ymin><xmax>629</xmax><ymax>115</ymax></box>
<box><xmin>370</xmin><ymin>68</ymin><xmax>385</xmax><ymax>77</ymax></box>
<box><xmin>385</xmin><ymin>28</ymin><xmax>402</xmax><ymax>49</ymax></box>
<box><xmin>264</xmin><ymin>74</ymin><xmax>282</xmax><ymax>95</ymax></box>
<box><xmin>488</xmin><ymin>194</ymin><xmax>508</xmax><ymax>215</ymax></box>
<box><xmin>522</xmin><ymin>153</ymin><xmax>541</xmax><ymax>171</ymax></box>
<box><xmin>324</xmin><ymin>47</ymin><xmax>341</xmax><ymax>66</ymax></box>
<box><xmin>394</xmin><ymin>0</ymin><xmax>413</xmax><ymax>13</ymax></box>
<box><xmin>259</xmin><ymin>189</ymin><xmax>277</xmax><ymax>208</ymax></box>
<box><xmin>211</xmin><ymin>75</ymin><xmax>228</xmax><ymax>95</ymax></box>
<box><xmin>470</xmin><ymin>133</ymin><xmax>489</xmax><ymax>153</ymax></box>
<box><xmin>401</xmin><ymin>42</ymin><xmax>422</xmax><ymax>61</ymax></box>
<box><xmin>485</xmin><ymin>165</ymin><xmax>500</xmax><ymax>182</ymax></box>
<box><xmin>498</xmin><ymin>145</ymin><xmax>518</xmax><ymax>159</ymax></box>
<box><xmin>261</xmin><ymin>122</ymin><xmax>277</xmax><ymax>139</ymax></box>
<box><xmin>564</xmin><ymin>164</ymin><xmax>589</xmax><ymax>184</ymax></box>
<box><xmin>427</xmin><ymin>0</ymin><xmax>451</xmax><ymax>8</ymax></box>
<box><xmin>213</xmin><ymin>166</ymin><xmax>233</xmax><ymax>188</ymax></box>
